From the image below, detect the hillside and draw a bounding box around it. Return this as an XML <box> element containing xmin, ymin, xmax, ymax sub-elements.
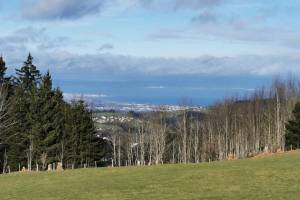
<box><xmin>0</xmin><ymin>151</ymin><xmax>299</xmax><ymax>200</ymax></box>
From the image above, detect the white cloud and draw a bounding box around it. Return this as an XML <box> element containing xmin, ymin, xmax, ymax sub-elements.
<box><xmin>63</xmin><ymin>93</ymin><xmax>108</xmax><ymax>102</ymax></box>
<box><xmin>20</xmin><ymin>51</ymin><xmax>300</xmax><ymax>80</ymax></box>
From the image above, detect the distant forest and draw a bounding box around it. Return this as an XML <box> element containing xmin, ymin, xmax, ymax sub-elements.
<box><xmin>0</xmin><ymin>55</ymin><xmax>299</xmax><ymax>173</ymax></box>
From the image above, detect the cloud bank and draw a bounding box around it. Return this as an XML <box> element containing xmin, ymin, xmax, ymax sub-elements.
<box><xmin>24</xmin><ymin>52</ymin><xmax>300</xmax><ymax>80</ymax></box>
<box><xmin>22</xmin><ymin>0</ymin><xmax>106</xmax><ymax>20</ymax></box>
<box><xmin>21</xmin><ymin>0</ymin><xmax>223</xmax><ymax>20</ymax></box>
<box><xmin>139</xmin><ymin>0</ymin><xmax>222</xmax><ymax>11</ymax></box>
<box><xmin>1</xmin><ymin>25</ymin><xmax>299</xmax><ymax>80</ymax></box>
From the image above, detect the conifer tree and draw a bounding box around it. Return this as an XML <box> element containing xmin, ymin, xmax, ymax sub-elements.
<box><xmin>0</xmin><ymin>56</ymin><xmax>12</xmax><ymax>94</ymax></box>
<box><xmin>0</xmin><ymin>56</ymin><xmax>7</xmax><ymax>84</ymax></box>
<box><xmin>1</xmin><ymin>54</ymin><xmax>97</xmax><ymax>172</ymax></box>
<box><xmin>64</xmin><ymin>100</ymin><xmax>95</xmax><ymax>168</ymax></box>
<box><xmin>286</xmin><ymin>102</ymin><xmax>300</xmax><ymax>149</ymax></box>
<box><xmin>38</xmin><ymin>73</ymin><xmax>65</xmax><ymax>167</ymax></box>
<box><xmin>50</xmin><ymin>89</ymin><xmax>66</xmax><ymax>165</ymax></box>
<box><xmin>6</xmin><ymin>85</ymin><xmax>29</xmax><ymax>170</ymax></box>
<box><xmin>16</xmin><ymin>53</ymin><xmax>41</xmax><ymax>91</ymax></box>
<box><xmin>9</xmin><ymin>54</ymin><xmax>42</xmax><ymax>170</ymax></box>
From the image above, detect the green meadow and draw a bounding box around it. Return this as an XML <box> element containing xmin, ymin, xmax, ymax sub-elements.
<box><xmin>0</xmin><ymin>151</ymin><xmax>299</xmax><ymax>200</ymax></box>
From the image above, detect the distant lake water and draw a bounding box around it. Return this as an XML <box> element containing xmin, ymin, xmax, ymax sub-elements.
<box><xmin>53</xmin><ymin>75</ymin><xmax>273</xmax><ymax>106</ymax></box>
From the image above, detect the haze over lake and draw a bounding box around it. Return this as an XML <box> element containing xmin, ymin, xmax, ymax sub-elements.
<box><xmin>55</xmin><ymin>75</ymin><xmax>273</xmax><ymax>106</ymax></box>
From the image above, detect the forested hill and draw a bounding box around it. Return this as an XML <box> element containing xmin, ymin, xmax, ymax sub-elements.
<box><xmin>0</xmin><ymin>54</ymin><xmax>96</xmax><ymax>172</ymax></box>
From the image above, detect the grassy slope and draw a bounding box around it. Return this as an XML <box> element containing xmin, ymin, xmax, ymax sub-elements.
<box><xmin>0</xmin><ymin>151</ymin><xmax>300</xmax><ymax>200</ymax></box>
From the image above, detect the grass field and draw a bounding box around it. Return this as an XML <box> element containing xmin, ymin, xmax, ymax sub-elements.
<box><xmin>0</xmin><ymin>151</ymin><xmax>300</xmax><ymax>200</ymax></box>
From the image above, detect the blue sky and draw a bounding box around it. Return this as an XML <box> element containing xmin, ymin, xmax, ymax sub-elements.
<box><xmin>1</xmin><ymin>0</ymin><xmax>300</xmax><ymax>79</ymax></box>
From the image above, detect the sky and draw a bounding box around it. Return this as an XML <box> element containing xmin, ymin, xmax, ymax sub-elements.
<box><xmin>0</xmin><ymin>0</ymin><xmax>300</xmax><ymax>105</ymax></box>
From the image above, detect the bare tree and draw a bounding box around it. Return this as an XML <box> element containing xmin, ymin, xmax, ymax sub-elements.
<box><xmin>0</xmin><ymin>86</ymin><xmax>11</xmax><ymax>173</ymax></box>
<box><xmin>40</xmin><ymin>152</ymin><xmax>47</xmax><ymax>170</ymax></box>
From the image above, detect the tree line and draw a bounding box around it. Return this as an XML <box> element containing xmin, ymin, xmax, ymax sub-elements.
<box><xmin>103</xmin><ymin>78</ymin><xmax>300</xmax><ymax>166</ymax></box>
<box><xmin>0</xmin><ymin>55</ymin><xmax>96</xmax><ymax>173</ymax></box>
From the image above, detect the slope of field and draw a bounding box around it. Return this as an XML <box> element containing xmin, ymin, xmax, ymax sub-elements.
<box><xmin>0</xmin><ymin>151</ymin><xmax>300</xmax><ymax>200</ymax></box>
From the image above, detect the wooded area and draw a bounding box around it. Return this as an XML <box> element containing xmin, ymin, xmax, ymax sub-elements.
<box><xmin>100</xmin><ymin>78</ymin><xmax>300</xmax><ymax>166</ymax></box>
<box><xmin>0</xmin><ymin>55</ymin><xmax>95</xmax><ymax>173</ymax></box>
<box><xmin>0</xmin><ymin>55</ymin><xmax>299</xmax><ymax>172</ymax></box>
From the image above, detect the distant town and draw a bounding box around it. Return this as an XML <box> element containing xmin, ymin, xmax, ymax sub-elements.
<box><xmin>93</xmin><ymin>102</ymin><xmax>205</xmax><ymax>112</ymax></box>
<box><xmin>63</xmin><ymin>93</ymin><xmax>205</xmax><ymax>113</ymax></box>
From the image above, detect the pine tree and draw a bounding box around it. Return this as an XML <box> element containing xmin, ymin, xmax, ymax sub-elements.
<box><xmin>16</xmin><ymin>53</ymin><xmax>41</xmax><ymax>91</ymax></box>
<box><xmin>8</xmin><ymin>54</ymin><xmax>42</xmax><ymax>171</ymax></box>
<box><xmin>6</xmin><ymin>85</ymin><xmax>30</xmax><ymax>170</ymax></box>
<box><xmin>0</xmin><ymin>56</ymin><xmax>7</xmax><ymax>84</ymax></box>
<box><xmin>0</xmin><ymin>56</ymin><xmax>12</xmax><ymax>94</ymax></box>
<box><xmin>286</xmin><ymin>102</ymin><xmax>300</xmax><ymax>149</ymax></box>
<box><xmin>2</xmin><ymin>54</ymin><xmax>97</xmax><ymax>171</ymax></box>
<box><xmin>64</xmin><ymin>100</ymin><xmax>95</xmax><ymax>168</ymax></box>
<box><xmin>38</xmin><ymin>73</ymin><xmax>66</xmax><ymax>167</ymax></box>
<box><xmin>50</xmin><ymin>89</ymin><xmax>66</xmax><ymax>165</ymax></box>
<box><xmin>38</xmin><ymin>72</ymin><xmax>55</xmax><ymax>166</ymax></box>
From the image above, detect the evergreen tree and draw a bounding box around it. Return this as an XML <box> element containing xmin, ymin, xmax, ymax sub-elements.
<box><xmin>9</xmin><ymin>54</ymin><xmax>42</xmax><ymax>170</ymax></box>
<box><xmin>38</xmin><ymin>73</ymin><xmax>65</xmax><ymax>167</ymax></box>
<box><xmin>37</xmin><ymin>72</ymin><xmax>54</xmax><ymax>156</ymax></box>
<box><xmin>50</xmin><ymin>89</ymin><xmax>66</xmax><ymax>165</ymax></box>
<box><xmin>16</xmin><ymin>53</ymin><xmax>41</xmax><ymax>91</ymax></box>
<box><xmin>286</xmin><ymin>102</ymin><xmax>300</xmax><ymax>149</ymax></box>
<box><xmin>0</xmin><ymin>56</ymin><xmax>7</xmax><ymax>84</ymax></box>
<box><xmin>64</xmin><ymin>100</ymin><xmax>95</xmax><ymax>168</ymax></box>
<box><xmin>6</xmin><ymin>85</ymin><xmax>30</xmax><ymax>170</ymax></box>
<box><xmin>1</xmin><ymin>54</ymin><xmax>97</xmax><ymax>172</ymax></box>
<box><xmin>0</xmin><ymin>56</ymin><xmax>12</xmax><ymax>95</ymax></box>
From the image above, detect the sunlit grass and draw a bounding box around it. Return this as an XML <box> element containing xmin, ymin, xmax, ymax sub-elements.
<box><xmin>0</xmin><ymin>151</ymin><xmax>300</xmax><ymax>200</ymax></box>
